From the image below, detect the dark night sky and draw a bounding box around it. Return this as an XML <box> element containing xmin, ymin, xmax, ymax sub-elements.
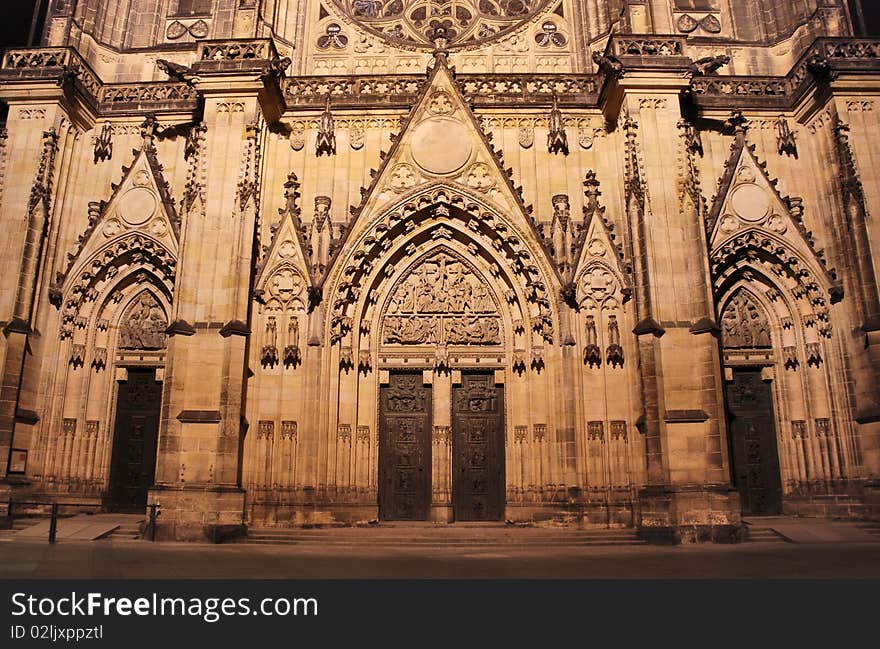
<box><xmin>1</xmin><ymin>0</ymin><xmax>43</xmax><ymax>50</ymax></box>
<box><xmin>863</xmin><ymin>2</ymin><xmax>880</xmax><ymax>36</ymax></box>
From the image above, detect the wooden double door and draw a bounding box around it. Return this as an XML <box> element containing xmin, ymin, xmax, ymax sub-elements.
<box><xmin>379</xmin><ymin>371</ymin><xmax>505</xmax><ymax>521</ymax></box>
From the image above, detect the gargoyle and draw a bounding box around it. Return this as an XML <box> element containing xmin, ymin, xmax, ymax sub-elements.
<box><xmin>156</xmin><ymin>59</ymin><xmax>198</xmax><ymax>85</ymax></box>
<box><xmin>687</xmin><ymin>55</ymin><xmax>731</xmax><ymax>77</ymax></box>
<box><xmin>592</xmin><ymin>51</ymin><xmax>624</xmax><ymax>79</ymax></box>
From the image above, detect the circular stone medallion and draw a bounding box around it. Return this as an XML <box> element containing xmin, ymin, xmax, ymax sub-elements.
<box><xmin>410</xmin><ymin>118</ymin><xmax>472</xmax><ymax>176</ymax></box>
<box><xmin>119</xmin><ymin>187</ymin><xmax>158</xmax><ymax>226</ymax></box>
<box><xmin>730</xmin><ymin>184</ymin><xmax>770</xmax><ymax>222</ymax></box>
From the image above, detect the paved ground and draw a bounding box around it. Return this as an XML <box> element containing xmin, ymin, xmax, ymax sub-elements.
<box><xmin>1</xmin><ymin>539</ymin><xmax>880</xmax><ymax>579</ymax></box>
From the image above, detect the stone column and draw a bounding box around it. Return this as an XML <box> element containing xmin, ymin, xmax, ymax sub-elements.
<box><xmin>149</xmin><ymin>76</ymin><xmax>268</xmax><ymax>541</ymax></box>
<box><xmin>605</xmin><ymin>68</ymin><xmax>742</xmax><ymax>543</ymax></box>
<box><xmin>0</xmin><ymin>98</ymin><xmax>66</xmax><ymax>487</ymax></box>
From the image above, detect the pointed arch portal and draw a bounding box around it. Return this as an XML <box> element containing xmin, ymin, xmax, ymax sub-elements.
<box><xmin>374</xmin><ymin>234</ymin><xmax>511</xmax><ymax>522</ymax></box>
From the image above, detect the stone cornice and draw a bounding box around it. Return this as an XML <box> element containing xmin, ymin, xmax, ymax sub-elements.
<box><xmin>1</xmin><ymin>37</ymin><xmax>879</xmax><ymax>119</ymax></box>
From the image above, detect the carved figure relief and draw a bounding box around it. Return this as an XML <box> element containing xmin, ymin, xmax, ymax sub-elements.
<box><xmin>721</xmin><ymin>292</ymin><xmax>772</xmax><ymax>349</ymax></box>
<box><xmin>383</xmin><ymin>253</ymin><xmax>500</xmax><ymax>345</ymax></box>
<box><xmin>118</xmin><ymin>293</ymin><xmax>167</xmax><ymax>350</ymax></box>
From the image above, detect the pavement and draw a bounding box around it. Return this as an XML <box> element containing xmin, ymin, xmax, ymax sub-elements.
<box><xmin>1</xmin><ymin>536</ymin><xmax>880</xmax><ymax>579</ymax></box>
<box><xmin>12</xmin><ymin>513</ymin><xmax>138</xmax><ymax>541</ymax></box>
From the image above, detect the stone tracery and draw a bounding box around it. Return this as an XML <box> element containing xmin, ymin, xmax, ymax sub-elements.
<box><xmin>332</xmin><ymin>0</ymin><xmax>553</xmax><ymax>49</ymax></box>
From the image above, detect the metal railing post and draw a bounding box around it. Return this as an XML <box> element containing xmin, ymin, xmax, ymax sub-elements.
<box><xmin>48</xmin><ymin>503</ymin><xmax>58</xmax><ymax>544</ymax></box>
<box><xmin>148</xmin><ymin>504</ymin><xmax>160</xmax><ymax>542</ymax></box>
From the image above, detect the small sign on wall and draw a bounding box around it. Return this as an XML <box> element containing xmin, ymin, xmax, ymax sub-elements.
<box><xmin>8</xmin><ymin>449</ymin><xmax>27</xmax><ymax>474</ymax></box>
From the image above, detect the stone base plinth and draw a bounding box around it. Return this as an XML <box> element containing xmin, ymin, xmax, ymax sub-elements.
<box><xmin>637</xmin><ymin>484</ymin><xmax>744</xmax><ymax>544</ymax></box>
<box><xmin>149</xmin><ymin>484</ymin><xmax>246</xmax><ymax>542</ymax></box>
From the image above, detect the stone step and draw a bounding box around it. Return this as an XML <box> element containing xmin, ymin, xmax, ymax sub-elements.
<box><xmin>744</xmin><ymin>528</ymin><xmax>789</xmax><ymax>543</ymax></box>
<box><xmin>856</xmin><ymin>523</ymin><xmax>880</xmax><ymax>538</ymax></box>
<box><xmin>243</xmin><ymin>527</ymin><xmax>645</xmax><ymax>546</ymax></box>
<box><xmin>245</xmin><ymin>538</ymin><xmax>646</xmax><ymax>547</ymax></box>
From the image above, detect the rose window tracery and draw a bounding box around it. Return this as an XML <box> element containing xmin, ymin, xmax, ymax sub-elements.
<box><xmin>334</xmin><ymin>0</ymin><xmax>553</xmax><ymax>49</ymax></box>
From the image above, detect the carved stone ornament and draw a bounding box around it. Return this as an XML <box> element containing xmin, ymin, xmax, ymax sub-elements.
<box><xmin>606</xmin><ymin>315</ymin><xmax>624</xmax><ymax>368</ymax></box>
<box><xmin>547</xmin><ymin>94</ymin><xmax>568</xmax><ymax>156</ymax></box>
<box><xmin>383</xmin><ymin>252</ymin><xmax>500</xmax><ymax>345</ymax></box>
<box><xmin>316</xmin><ymin>98</ymin><xmax>336</xmax><ymax>156</ymax></box>
<box><xmin>350</xmin><ymin>125</ymin><xmax>366</xmax><ymax>150</ymax></box>
<box><xmin>289</xmin><ymin>121</ymin><xmax>305</xmax><ymax>151</ymax></box>
<box><xmin>261</xmin><ymin>316</ymin><xmax>279</xmax><ymax>368</ymax></box>
<box><xmin>93</xmin><ymin>122</ymin><xmax>113</xmax><ymax>164</ymax></box>
<box><xmin>776</xmin><ymin>116</ymin><xmax>798</xmax><ymax>158</ymax></box>
<box><xmin>265</xmin><ymin>267</ymin><xmax>307</xmax><ymax>313</ymax></box>
<box><xmin>330</xmin><ymin>0</ymin><xmax>554</xmax><ymax>49</ymax></box>
<box><xmin>578</xmin><ymin>126</ymin><xmax>596</xmax><ymax>150</ymax></box>
<box><xmin>580</xmin><ymin>265</ymin><xmax>621</xmax><ymax>311</ymax></box>
<box><xmin>721</xmin><ymin>292</ymin><xmax>771</xmax><ymax>349</ymax></box>
<box><xmin>518</xmin><ymin>122</ymin><xmax>534</xmax><ymax>149</ymax></box>
<box><xmin>584</xmin><ymin>315</ymin><xmax>600</xmax><ymax>368</ymax></box>
<box><xmin>118</xmin><ymin>293</ymin><xmax>168</xmax><ymax>350</ymax></box>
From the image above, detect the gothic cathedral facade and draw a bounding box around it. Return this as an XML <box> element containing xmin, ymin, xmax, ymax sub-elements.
<box><xmin>1</xmin><ymin>0</ymin><xmax>880</xmax><ymax>541</ymax></box>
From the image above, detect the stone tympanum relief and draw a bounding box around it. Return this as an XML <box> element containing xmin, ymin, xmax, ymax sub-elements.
<box><xmin>721</xmin><ymin>291</ymin><xmax>772</xmax><ymax>348</ymax></box>
<box><xmin>118</xmin><ymin>293</ymin><xmax>167</xmax><ymax>350</ymax></box>
<box><xmin>383</xmin><ymin>252</ymin><xmax>501</xmax><ymax>345</ymax></box>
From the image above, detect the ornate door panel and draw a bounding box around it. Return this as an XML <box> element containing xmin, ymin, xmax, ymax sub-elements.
<box><xmin>726</xmin><ymin>368</ymin><xmax>783</xmax><ymax>516</ymax></box>
<box><xmin>109</xmin><ymin>368</ymin><xmax>162</xmax><ymax>510</ymax></box>
<box><xmin>452</xmin><ymin>373</ymin><xmax>505</xmax><ymax>521</ymax></box>
<box><xmin>379</xmin><ymin>372</ymin><xmax>433</xmax><ymax>521</ymax></box>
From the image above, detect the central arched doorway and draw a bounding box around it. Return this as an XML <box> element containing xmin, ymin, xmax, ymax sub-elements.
<box><xmin>376</xmin><ymin>248</ymin><xmax>508</xmax><ymax>521</ymax></box>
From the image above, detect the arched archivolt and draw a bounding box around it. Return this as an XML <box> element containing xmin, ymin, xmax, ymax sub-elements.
<box><xmin>324</xmin><ymin>185</ymin><xmax>559</xmax><ymax>369</ymax></box>
<box><xmin>57</xmin><ymin>232</ymin><xmax>176</xmax><ymax>343</ymax></box>
<box><xmin>715</xmin><ymin>265</ymin><xmax>858</xmax><ymax>496</ymax></box>
<box><xmin>337</xmin><ymin>214</ymin><xmax>550</xmax><ymax>374</ymax></box>
<box><xmin>712</xmin><ymin>228</ymin><xmax>840</xmax><ymax>343</ymax></box>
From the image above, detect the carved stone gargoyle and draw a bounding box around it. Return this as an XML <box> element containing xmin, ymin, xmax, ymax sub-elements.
<box><xmin>687</xmin><ymin>55</ymin><xmax>730</xmax><ymax>78</ymax></box>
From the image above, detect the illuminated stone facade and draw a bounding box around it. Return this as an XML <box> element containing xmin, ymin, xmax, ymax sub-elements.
<box><xmin>1</xmin><ymin>0</ymin><xmax>880</xmax><ymax>542</ymax></box>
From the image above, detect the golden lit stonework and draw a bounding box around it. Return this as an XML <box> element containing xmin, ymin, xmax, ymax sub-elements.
<box><xmin>331</xmin><ymin>0</ymin><xmax>554</xmax><ymax>48</ymax></box>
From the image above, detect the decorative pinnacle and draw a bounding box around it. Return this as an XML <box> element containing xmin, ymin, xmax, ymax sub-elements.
<box><xmin>431</xmin><ymin>26</ymin><xmax>449</xmax><ymax>65</ymax></box>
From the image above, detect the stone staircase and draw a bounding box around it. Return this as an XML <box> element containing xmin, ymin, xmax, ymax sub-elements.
<box><xmin>97</xmin><ymin>515</ymin><xmax>145</xmax><ymax>541</ymax></box>
<box><xmin>856</xmin><ymin>521</ymin><xmax>880</xmax><ymax>540</ymax></box>
<box><xmin>243</xmin><ymin>524</ymin><xmax>645</xmax><ymax>547</ymax></box>
<box><xmin>742</xmin><ymin>520</ymin><xmax>789</xmax><ymax>543</ymax></box>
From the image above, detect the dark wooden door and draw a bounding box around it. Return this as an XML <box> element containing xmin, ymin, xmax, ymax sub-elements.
<box><xmin>726</xmin><ymin>368</ymin><xmax>783</xmax><ymax>516</ymax></box>
<box><xmin>109</xmin><ymin>368</ymin><xmax>162</xmax><ymax>510</ymax></box>
<box><xmin>452</xmin><ymin>373</ymin><xmax>505</xmax><ymax>521</ymax></box>
<box><xmin>379</xmin><ymin>372</ymin><xmax>432</xmax><ymax>521</ymax></box>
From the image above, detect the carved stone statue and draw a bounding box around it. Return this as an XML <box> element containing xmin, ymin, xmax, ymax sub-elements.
<box><xmin>776</xmin><ymin>116</ymin><xmax>798</xmax><ymax>158</ymax></box>
<box><xmin>316</xmin><ymin>97</ymin><xmax>336</xmax><ymax>156</ymax></box>
<box><xmin>547</xmin><ymin>94</ymin><xmax>569</xmax><ymax>156</ymax></box>
<box><xmin>119</xmin><ymin>293</ymin><xmax>167</xmax><ymax>350</ymax></box>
